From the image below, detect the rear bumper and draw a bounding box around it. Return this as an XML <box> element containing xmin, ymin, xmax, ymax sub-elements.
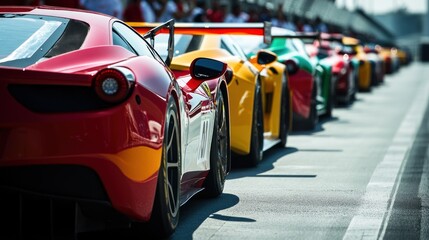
<box><xmin>0</xmin><ymin>154</ymin><xmax>159</xmax><ymax>222</ymax></box>
<box><xmin>0</xmin><ymin>82</ymin><xmax>165</xmax><ymax>221</ymax></box>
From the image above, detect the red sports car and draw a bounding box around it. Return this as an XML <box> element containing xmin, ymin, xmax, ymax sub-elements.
<box><xmin>307</xmin><ymin>34</ymin><xmax>357</xmax><ymax>105</ymax></box>
<box><xmin>0</xmin><ymin>6</ymin><xmax>231</xmax><ymax>238</ymax></box>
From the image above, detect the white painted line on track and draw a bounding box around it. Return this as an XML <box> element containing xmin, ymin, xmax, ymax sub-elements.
<box><xmin>418</xmin><ymin>147</ymin><xmax>429</xmax><ymax>240</ymax></box>
<box><xmin>343</xmin><ymin>66</ymin><xmax>429</xmax><ymax>240</ymax></box>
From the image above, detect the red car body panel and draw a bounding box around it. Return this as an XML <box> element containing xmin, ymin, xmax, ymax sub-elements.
<box><xmin>289</xmin><ymin>70</ymin><xmax>314</xmax><ymax>119</ymax></box>
<box><xmin>317</xmin><ymin>36</ymin><xmax>355</xmax><ymax>101</ymax></box>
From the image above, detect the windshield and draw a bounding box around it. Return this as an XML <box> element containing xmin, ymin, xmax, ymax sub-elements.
<box><xmin>229</xmin><ymin>35</ymin><xmax>267</xmax><ymax>56</ymax></box>
<box><xmin>152</xmin><ymin>33</ymin><xmax>202</xmax><ymax>61</ymax></box>
<box><xmin>0</xmin><ymin>17</ymin><xmax>61</xmax><ymax>63</ymax></box>
<box><xmin>0</xmin><ymin>14</ymin><xmax>89</xmax><ymax>68</ymax></box>
<box><xmin>292</xmin><ymin>38</ymin><xmax>309</xmax><ymax>56</ymax></box>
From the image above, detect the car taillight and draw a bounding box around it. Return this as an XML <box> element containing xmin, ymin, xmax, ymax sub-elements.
<box><xmin>93</xmin><ymin>67</ymin><xmax>135</xmax><ymax>103</ymax></box>
<box><xmin>284</xmin><ymin>59</ymin><xmax>299</xmax><ymax>75</ymax></box>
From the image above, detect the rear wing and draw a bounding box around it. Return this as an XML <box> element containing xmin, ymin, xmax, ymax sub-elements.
<box><xmin>290</xmin><ymin>33</ymin><xmax>360</xmax><ymax>46</ymax></box>
<box><xmin>138</xmin><ymin>19</ymin><xmax>175</xmax><ymax>66</ymax></box>
<box><xmin>273</xmin><ymin>32</ymin><xmax>321</xmax><ymax>44</ymax></box>
<box><xmin>128</xmin><ymin>21</ymin><xmax>272</xmax><ymax>45</ymax></box>
<box><xmin>322</xmin><ymin>34</ymin><xmax>362</xmax><ymax>47</ymax></box>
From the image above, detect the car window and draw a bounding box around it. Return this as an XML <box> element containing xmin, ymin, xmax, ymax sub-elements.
<box><xmin>285</xmin><ymin>38</ymin><xmax>297</xmax><ymax>51</ymax></box>
<box><xmin>292</xmin><ymin>38</ymin><xmax>309</xmax><ymax>56</ymax></box>
<box><xmin>147</xmin><ymin>33</ymin><xmax>202</xmax><ymax>61</ymax></box>
<box><xmin>229</xmin><ymin>35</ymin><xmax>267</xmax><ymax>56</ymax></box>
<box><xmin>0</xmin><ymin>18</ymin><xmax>56</xmax><ymax>62</ymax></box>
<box><xmin>112</xmin><ymin>22</ymin><xmax>153</xmax><ymax>57</ymax></box>
<box><xmin>45</xmin><ymin>19</ymin><xmax>89</xmax><ymax>58</ymax></box>
<box><xmin>0</xmin><ymin>17</ymin><xmax>60</xmax><ymax>63</ymax></box>
<box><xmin>112</xmin><ymin>30</ymin><xmax>136</xmax><ymax>54</ymax></box>
<box><xmin>220</xmin><ymin>35</ymin><xmax>248</xmax><ymax>60</ymax></box>
<box><xmin>0</xmin><ymin>14</ymin><xmax>84</xmax><ymax>67</ymax></box>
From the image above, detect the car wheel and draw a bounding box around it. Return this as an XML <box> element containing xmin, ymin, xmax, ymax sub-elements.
<box><xmin>279</xmin><ymin>73</ymin><xmax>290</xmax><ymax>147</ymax></box>
<box><xmin>246</xmin><ymin>79</ymin><xmax>264</xmax><ymax>167</ymax></box>
<box><xmin>325</xmin><ymin>76</ymin><xmax>334</xmax><ymax>118</ymax></box>
<box><xmin>136</xmin><ymin>97</ymin><xmax>181</xmax><ymax>238</ymax></box>
<box><xmin>202</xmin><ymin>91</ymin><xmax>230</xmax><ymax>197</ymax></box>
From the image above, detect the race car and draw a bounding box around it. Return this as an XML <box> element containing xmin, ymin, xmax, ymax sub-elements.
<box><xmin>341</xmin><ymin>36</ymin><xmax>373</xmax><ymax>92</ymax></box>
<box><xmin>130</xmin><ymin>22</ymin><xmax>291</xmax><ymax>166</ymax></box>
<box><xmin>361</xmin><ymin>45</ymin><xmax>385</xmax><ymax>86</ymax></box>
<box><xmin>264</xmin><ymin>28</ymin><xmax>325</xmax><ymax>130</ymax></box>
<box><xmin>372</xmin><ymin>44</ymin><xmax>400</xmax><ymax>74</ymax></box>
<box><xmin>286</xmin><ymin>33</ymin><xmax>336</xmax><ymax>116</ymax></box>
<box><xmin>342</xmin><ymin>37</ymin><xmax>384</xmax><ymax>88</ymax></box>
<box><xmin>307</xmin><ymin>33</ymin><xmax>358</xmax><ymax>105</ymax></box>
<box><xmin>0</xmin><ymin>6</ymin><xmax>231</xmax><ymax>238</ymax></box>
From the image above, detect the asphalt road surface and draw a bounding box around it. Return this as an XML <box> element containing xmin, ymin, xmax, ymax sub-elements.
<box><xmin>169</xmin><ymin>62</ymin><xmax>429</xmax><ymax>240</ymax></box>
<box><xmin>77</xmin><ymin>62</ymin><xmax>429</xmax><ymax>240</ymax></box>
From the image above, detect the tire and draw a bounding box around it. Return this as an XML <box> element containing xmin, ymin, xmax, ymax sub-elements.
<box><xmin>301</xmin><ymin>84</ymin><xmax>318</xmax><ymax>130</ymax></box>
<box><xmin>325</xmin><ymin>75</ymin><xmax>334</xmax><ymax>118</ymax></box>
<box><xmin>245</xmin><ymin>79</ymin><xmax>264</xmax><ymax>167</ymax></box>
<box><xmin>202</xmin><ymin>91</ymin><xmax>230</xmax><ymax>197</ymax></box>
<box><xmin>134</xmin><ymin>97</ymin><xmax>181</xmax><ymax>238</ymax></box>
<box><xmin>279</xmin><ymin>74</ymin><xmax>290</xmax><ymax>147</ymax></box>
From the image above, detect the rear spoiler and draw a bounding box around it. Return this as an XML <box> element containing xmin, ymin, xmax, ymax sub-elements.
<box><xmin>321</xmin><ymin>34</ymin><xmax>361</xmax><ymax>46</ymax></box>
<box><xmin>137</xmin><ymin>19</ymin><xmax>175</xmax><ymax>66</ymax></box>
<box><xmin>272</xmin><ymin>32</ymin><xmax>321</xmax><ymax>46</ymax></box>
<box><xmin>284</xmin><ymin>32</ymin><xmax>360</xmax><ymax>46</ymax></box>
<box><xmin>128</xmin><ymin>21</ymin><xmax>272</xmax><ymax>45</ymax></box>
<box><xmin>273</xmin><ymin>32</ymin><xmax>321</xmax><ymax>41</ymax></box>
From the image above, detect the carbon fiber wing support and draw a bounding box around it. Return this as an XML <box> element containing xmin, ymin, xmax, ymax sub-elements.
<box><xmin>142</xmin><ymin>19</ymin><xmax>175</xmax><ymax>66</ymax></box>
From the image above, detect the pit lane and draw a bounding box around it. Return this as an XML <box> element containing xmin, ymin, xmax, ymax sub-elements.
<box><xmin>70</xmin><ymin>63</ymin><xmax>429</xmax><ymax>240</ymax></box>
<box><xmin>169</xmin><ymin>62</ymin><xmax>429</xmax><ymax>240</ymax></box>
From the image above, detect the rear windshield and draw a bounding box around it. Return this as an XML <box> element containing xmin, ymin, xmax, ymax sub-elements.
<box><xmin>229</xmin><ymin>35</ymin><xmax>266</xmax><ymax>56</ymax></box>
<box><xmin>0</xmin><ymin>14</ymin><xmax>89</xmax><ymax>67</ymax></box>
<box><xmin>151</xmin><ymin>33</ymin><xmax>202</xmax><ymax>61</ymax></box>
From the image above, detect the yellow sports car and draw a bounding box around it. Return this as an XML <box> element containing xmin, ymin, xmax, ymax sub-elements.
<box><xmin>375</xmin><ymin>45</ymin><xmax>400</xmax><ymax>74</ymax></box>
<box><xmin>339</xmin><ymin>36</ymin><xmax>372</xmax><ymax>91</ymax></box>
<box><xmin>129</xmin><ymin>22</ymin><xmax>292</xmax><ymax>167</ymax></box>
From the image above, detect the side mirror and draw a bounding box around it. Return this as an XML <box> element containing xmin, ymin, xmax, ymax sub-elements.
<box><xmin>190</xmin><ymin>58</ymin><xmax>227</xmax><ymax>81</ymax></box>
<box><xmin>257</xmin><ymin>50</ymin><xmax>277</xmax><ymax>65</ymax></box>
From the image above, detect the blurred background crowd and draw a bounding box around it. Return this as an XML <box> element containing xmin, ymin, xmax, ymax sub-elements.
<box><xmin>2</xmin><ymin>0</ymin><xmax>331</xmax><ymax>33</ymax></box>
<box><xmin>3</xmin><ymin>0</ymin><xmax>429</xmax><ymax>60</ymax></box>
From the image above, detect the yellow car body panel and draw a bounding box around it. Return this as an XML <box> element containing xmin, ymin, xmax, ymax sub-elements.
<box><xmin>343</xmin><ymin>37</ymin><xmax>372</xmax><ymax>90</ymax></box>
<box><xmin>248</xmin><ymin>57</ymin><xmax>288</xmax><ymax>139</ymax></box>
<box><xmin>357</xmin><ymin>56</ymin><xmax>372</xmax><ymax>90</ymax></box>
<box><xmin>171</xmin><ymin>36</ymin><xmax>258</xmax><ymax>155</ymax></box>
<box><xmin>396</xmin><ymin>49</ymin><xmax>408</xmax><ymax>65</ymax></box>
<box><xmin>352</xmin><ymin>46</ymin><xmax>373</xmax><ymax>91</ymax></box>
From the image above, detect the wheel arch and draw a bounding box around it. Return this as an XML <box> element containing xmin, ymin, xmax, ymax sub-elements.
<box><xmin>219</xmin><ymin>81</ymin><xmax>231</xmax><ymax>173</ymax></box>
